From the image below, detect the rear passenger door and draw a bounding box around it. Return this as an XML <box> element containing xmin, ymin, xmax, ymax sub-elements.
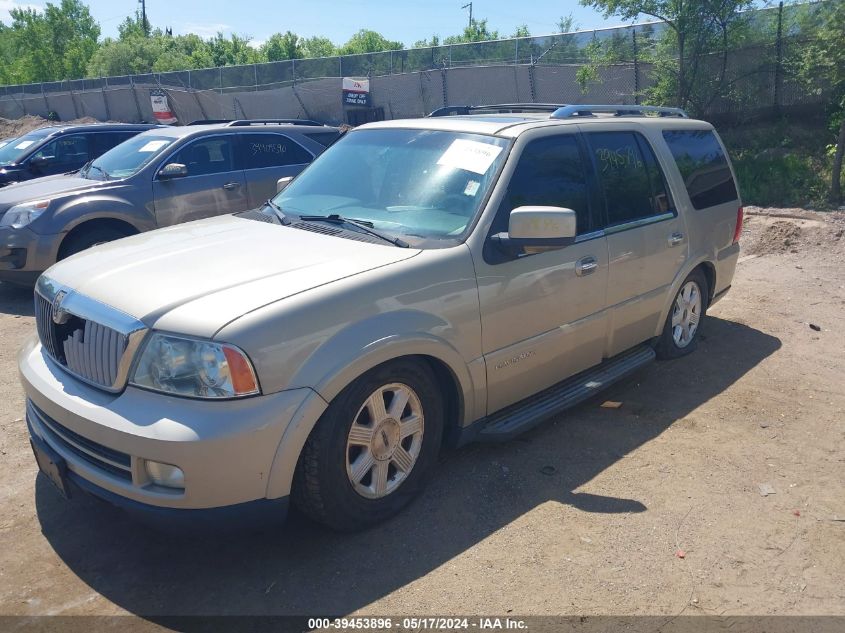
<box><xmin>239</xmin><ymin>132</ymin><xmax>314</xmax><ymax>207</ymax></box>
<box><xmin>153</xmin><ymin>134</ymin><xmax>248</xmax><ymax>226</ymax></box>
<box><xmin>585</xmin><ymin>129</ymin><xmax>688</xmax><ymax>356</ymax></box>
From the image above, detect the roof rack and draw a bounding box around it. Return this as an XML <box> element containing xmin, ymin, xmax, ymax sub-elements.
<box><xmin>187</xmin><ymin>119</ymin><xmax>233</xmax><ymax>125</ymax></box>
<box><xmin>550</xmin><ymin>105</ymin><xmax>688</xmax><ymax>119</ymax></box>
<box><xmin>428</xmin><ymin>103</ymin><xmax>568</xmax><ymax>117</ymax></box>
<box><xmin>225</xmin><ymin>119</ymin><xmax>327</xmax><ymax>127</ymax></box>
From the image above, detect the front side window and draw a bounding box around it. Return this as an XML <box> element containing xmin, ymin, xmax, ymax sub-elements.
<box><xmin>663</xmin><ymin>129</ymin><xmax>738</xmax><ymax>209</ymax></box>
<box><xmin>274</xmin><ymin>128</ymin><xmax>510</xmax><ymax>244</ymax></box>
<box><xmin>84</xmin><ymin>134</ymin><xmax>176</xmax><ymax>180</ymax></box>
<box><xmin>493</xmin><ymin>134</ymin><xmax>591</xmax><ymax>236</ymax></box>
<box><xmin>587</xmin><ymin>131</ymin><xmax>669</xmax><ymax>226</ymax></box>
<box><xmin>242</xmin><ymin>133</ymin><xmax>312</xmax><ymax>169</ymax></box>
<box><xmin>31</xmin><ymin>135</ymin><xmax>89</xmax><ymax>165</ymax></box>
<box><xmin>170</xmin><ymin>136</ymin><xmax>236</xmax><ymax>176</ymax></box>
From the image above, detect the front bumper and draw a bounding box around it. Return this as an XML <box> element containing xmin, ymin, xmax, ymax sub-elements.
<box><xmin>0</xmin><ymin>226</ymin><xmax>63</xmax><ymax>285</ymax></box>
<box><xmin>19</xmin><ymin>334</ymin><xmax>316</xmax><ymax>516</ymax></box>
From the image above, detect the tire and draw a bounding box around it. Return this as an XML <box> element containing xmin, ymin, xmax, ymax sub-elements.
<box><xmin>292</xmin><ymin>359</ymin><xmax>444</xmax><ymax>531</ymax></box>
<box><xmin>655</xmin><ymin>269</ymin><xmax>709</xmax><ymax>360</ymax></box>
<box><xmin>57</xmin><ymin>226</ymin><xmax>131</xmax><ymax>260</ymax></box>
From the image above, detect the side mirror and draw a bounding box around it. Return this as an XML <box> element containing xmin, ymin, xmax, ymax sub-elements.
<box><xmin>276</xmin><ymin>176</ymin><xmax>293</xmax><ymax>193</ymax></box>
<box><xmin>29</xmin><ymin>155</ymin><xmax>52</xmax><ymax>170</ymax></box>
<box><xmin>157</xmin><ymin>163</ymin><xmax>188</xmax><ymax>180</ymax></box>
<box><xmin>492</xmin><ymin>206</ymin><xmax>577</xmax><ymax>255</ymax></box>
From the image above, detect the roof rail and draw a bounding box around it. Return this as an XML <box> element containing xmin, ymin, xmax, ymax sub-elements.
<box><xmin>428</xmin><ymin>103</ymin><xmax>569</xmax><ymax>117</ymax></box>
<box><xmin>225</xmin><ymin>118</ymin><xmax>327</xmax><ymax>127</ymax></box>
<box><xmin>187</xmin><ymin>119</ymin><xmax>232</xmax><ymax>125</ymax></box>
<box><xmin>550</xmin><ymin>105</ymin><xmax>688</xmax><ymax>119</ymax></box>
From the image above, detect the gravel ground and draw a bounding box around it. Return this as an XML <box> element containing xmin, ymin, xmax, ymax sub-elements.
<box><xmin>0</xmin><ymin>209</ymin><xmax>843</xmax><ymax>625</ymax></box>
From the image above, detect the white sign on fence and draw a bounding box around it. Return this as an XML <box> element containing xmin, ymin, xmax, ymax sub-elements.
<box><xmin>150</xmin><ymin>88</ymin><xmax>177</xmax><ymax>124</ymax></box>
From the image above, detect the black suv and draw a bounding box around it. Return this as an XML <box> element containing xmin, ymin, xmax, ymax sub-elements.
<box><xmin>0</xmin><ymin>123</ymin><xmax>158</xmax><ymax>187</ymax></box>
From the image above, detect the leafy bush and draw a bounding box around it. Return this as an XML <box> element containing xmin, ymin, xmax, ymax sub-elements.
<box><xmin>730</xmin><ymin>150</ymin><xmax>831</xmax><ymax>207</ymax></box>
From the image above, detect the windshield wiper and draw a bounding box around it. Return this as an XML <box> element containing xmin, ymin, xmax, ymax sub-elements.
<box><xmin>298</xmin><ymin>214</ymin><xmax>409</xmax><ymax>248</ymax></box>
<box><xmin>87</xmin><ymin>164</ymin><xmax>110</xmax><ymax>181</ymax></box>
<box><xmin>265</xmin><ymin>199</ymin><xmax>291</xmax><ymax>225</ymax></box>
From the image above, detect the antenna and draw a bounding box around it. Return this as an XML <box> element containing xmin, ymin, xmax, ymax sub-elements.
<box><xmin>461</xmin><ymin>2</ymin><xmax>473</xmax><ymax>28</ymax></box>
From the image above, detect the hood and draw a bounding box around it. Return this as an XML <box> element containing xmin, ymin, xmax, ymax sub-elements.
<box><xmin>0</xmin><ymin>175</ymin><xmax>111</xmax><ymax>215</ymax></box>
<box><xmin>44</xmin><ymin>214</ymin><xmax>421</xmax><ymax>338</ymax></box>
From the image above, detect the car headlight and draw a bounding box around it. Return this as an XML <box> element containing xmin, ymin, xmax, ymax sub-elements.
<box><xmin>130</xmin><ymin>333</ymin><xmax>259</xmax><ymax>399</ymax></box>
<box><xmin>0</xmin><ymin>199</ymin><xmax>50</xmax><ymax>228</ymax></box>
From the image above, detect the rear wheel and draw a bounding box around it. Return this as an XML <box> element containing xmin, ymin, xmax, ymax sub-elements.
<box><xmin>58</xmin><ymin>225</ymin><xmax>132</xmax><ymax>260</ymax></box>
<box><xmin>293</xmin><ymin>359</ymin><xmax>443</xmax><ymax>531</ymax></box>
<box><xmin>655</xmin><ymin>269</ymin><xmax>708</xmax><ymax>360</ymax></box>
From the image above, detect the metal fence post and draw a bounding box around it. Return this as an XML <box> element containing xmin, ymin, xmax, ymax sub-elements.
<box><xmin>292</xmin><ymin>58</ymin><xmax>296</xmax><ymax>86</ymax></box>
<box><xmin>774</xmin><ymin>0</ymin><xmax>784</xmax><ymax>114</ymax></box>
<box><xmin>632</xmin><ymin>28</ymin><xmax>640</xmax><ymax>105</ymax></box>
<box><xmin>515</xmin><ymin>38</ymin><xmax>519</xmax><ymax>64</ymax></box>
<box><xmin>339</xmin><ymin>56</ymin><xmax>343</xmax><ymax>78</ymax></box>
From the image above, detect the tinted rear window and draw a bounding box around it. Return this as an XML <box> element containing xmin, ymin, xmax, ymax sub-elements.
<box><xmin>663</xmin><ymin>129</ymin><xmax>738</xmax><ymax>209</ymax></box>
<box><xmin>243</xmin><ymin>133</ymin><xmax>312</xmax><ymax>169</ymax></box>
<box><xmin>304</xmin><ymin>131</ymin><xmax>342</xmax><ymax>147</ymax></box>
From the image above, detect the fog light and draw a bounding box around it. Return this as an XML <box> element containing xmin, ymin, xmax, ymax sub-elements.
<box><xmin>145</xmin><ymin>460</ymin><xmax>185</xmax><ymax>489</ymax></box>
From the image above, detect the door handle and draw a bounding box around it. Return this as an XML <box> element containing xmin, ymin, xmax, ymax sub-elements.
<box><xmin>223</xmin><ymin>182</ymin><xmax>241</xmax><ymax>190</ymax></box>
<box><xmin>576</xmin><ymin>256</ymin><xmax>598</xmax><ymax>276</ymax></box>
<box><xmin>668</xmin><ymin>232</ymin><xmax>685</xmax><ymax>247</ymax></box>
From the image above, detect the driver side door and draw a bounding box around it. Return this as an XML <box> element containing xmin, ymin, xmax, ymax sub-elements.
<box><xmin>474</xmin><ymin>131</ymin><xmax>610</xmax><ymax>414</ymax></box>
<box><xmin>153</xmin><ymin>135</ymin><xmax>248</xmax><ymax>227</ymax></box>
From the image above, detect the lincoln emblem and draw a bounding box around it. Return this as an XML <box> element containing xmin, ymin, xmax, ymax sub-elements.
<box><xmin>51</xmin><ymin>290</ymin><xmax>70</xmax><ymax>325</ymax></box>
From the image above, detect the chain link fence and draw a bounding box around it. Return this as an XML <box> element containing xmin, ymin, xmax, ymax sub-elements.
<box><xmin>0</xmin><ymin>2</ymin><xmax>831</xmax><ymax>125</ymax></box>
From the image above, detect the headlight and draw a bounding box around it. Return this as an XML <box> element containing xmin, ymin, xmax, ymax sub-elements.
<box><xmin>130</xmin><ymin>333</ymin><xmax>259</xmax><ymax>399</ymax></box>
<box><xmin>0</xmin><ymin>199</ymin><xmax>50</xmax><ymax>228</ymax></box>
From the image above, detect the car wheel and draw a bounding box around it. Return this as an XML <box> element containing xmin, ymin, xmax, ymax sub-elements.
<box><xmin>58</xmin><ymin>226</ymin><xmax>131</xmax><ymax>260</ymax></box>
<box><xmin>293</xmin><ymin>359</ymin><xmax>444</xmax><ymax>531</ymax></box>
<box><xmin>655</xmin><ymin>269</ymin><xmax>709</xmax><ymax>360</ymax></box>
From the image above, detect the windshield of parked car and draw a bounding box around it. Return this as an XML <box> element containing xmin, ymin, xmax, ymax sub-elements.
<box><xmin>273</xmin><ymin>128</ymin><xmax>510</xmax><ymax>244</ymax></box>
<box><xmin>0</xmin><ymin>129</ymin><xmax>52</xmax><ymax>164</ymax></box>
<box><xmin>84</xmin><ymin>134</ymin><xmax>176</xmax><ymax>180</ymax></box>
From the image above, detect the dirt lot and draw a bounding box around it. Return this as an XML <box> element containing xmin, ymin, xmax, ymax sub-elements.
<box><xmin>0</xmin><ymin>209</ymin><xmax>843</xmax><ymax>625</ymax></box>
<box><xmin>0</xmin><ymin>115</ymin><xmax>101</xmax><ymax>139</ymax></box>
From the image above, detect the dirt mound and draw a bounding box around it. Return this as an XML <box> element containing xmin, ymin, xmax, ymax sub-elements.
<box><xmin>749</xmin><ymin>220</ymin><xmax>803</xmax><ymax>255</ymax></box>
<box><xmin>0</xmin><ymin>115</ymin><xmax>101</xmax><ymax>139</ymax></box>
<box><xmin>743</xmin><ymin>208</ymin><xmax>845</xmax><ymax>257</ymax></box>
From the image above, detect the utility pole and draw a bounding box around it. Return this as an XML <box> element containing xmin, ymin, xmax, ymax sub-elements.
<box><xmin>462</xmin><ymin>2</ymin><xmax>473</xmax><ymax>28</ymax></box>
<box><xmin>139</xmin><ymin>0</ymin><xmax>148</xmax><ymax>36</ymax></box>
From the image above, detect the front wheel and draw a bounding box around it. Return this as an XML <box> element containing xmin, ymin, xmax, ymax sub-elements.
<box><xmin>292</xmin><ymin>360</ymin><xmax>444</xmax><ymax>531</ymax></box>
<box><xmin>655</xmin><ymin>270</ymin><xmax>708</xmax><ymax>360</ymax></box>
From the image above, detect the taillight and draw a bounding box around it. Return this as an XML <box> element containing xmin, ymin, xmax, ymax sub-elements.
<box><xmin>732</xmin><ymin>206</ymin><xmax>744</xmax><ymax>244</ymax></box>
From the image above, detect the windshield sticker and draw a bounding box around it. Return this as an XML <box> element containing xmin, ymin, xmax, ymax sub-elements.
<box><xmin>437</xmin><ymin>139</ymin><xmax>503</xmax><ymax>175</ymax></box>
<box><xmin>14</xmin><ymin>140</ymin><xmax>35</xmax><ymax>150</ymax></box>
<box><xmin>139</xmin><ymin>140</ymin><xmax>169</xmax><ymax>153</ymax></box>
<box><xmin>464</xmin><ymin>180</ymin><xmax>480</xmax><ymax>196</ymax></box>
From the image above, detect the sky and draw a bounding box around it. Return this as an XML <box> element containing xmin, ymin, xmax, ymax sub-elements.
<box><xmin>0</xmin><ymin>0</ymin><xmax>626</xmax><ymax>47</ymax></box>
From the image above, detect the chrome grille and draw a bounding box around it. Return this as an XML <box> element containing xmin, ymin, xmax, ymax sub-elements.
<box><xmin>34</xmin><ymin>277</ymin><xmax>146</xmax><ymax>392</ymax></box>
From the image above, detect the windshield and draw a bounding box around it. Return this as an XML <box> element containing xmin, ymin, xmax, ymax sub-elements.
<box><xmin>273</xmin><ymin>128</ymin><xmax>510</xmax><ymax>244</ymax></box>
<box><xmin>0</xmin><ymin>129</ymin><xmax>51</xmax><ymax>164</ymax></box>
<box><xmin>84</xmin><ymin>134</ymin><xmax>176</xmax><ymax>180</ymax></box>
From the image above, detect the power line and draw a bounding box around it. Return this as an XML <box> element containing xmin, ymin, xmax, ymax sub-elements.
<box><xmin>461</xmin><ymin>2</ymin><xmax>473</xmax><ymax>28</ymax></box>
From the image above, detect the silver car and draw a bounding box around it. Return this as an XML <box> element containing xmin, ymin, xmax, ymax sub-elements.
<box><xmin>0</xmin><ymin>120</ymin><xmax>341</xmax><ymax>285</ymax></box>
<box><xmin>18</xmin><ymin>104</ymin><xmax>742</xmax><ymax>530</ymax></box>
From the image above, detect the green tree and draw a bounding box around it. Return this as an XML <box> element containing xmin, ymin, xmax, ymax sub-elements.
<box><xmin>301</xmin><ymin>35</ymin><xmax>336</xmax><ymax>58</ymax></box>
<box><xmin>6</xmin><ymin>0</ymin><xmax>100</xmax><ymax>82</ymax></box>
<box><xmin>796</xmin><ymin>1</ymin><xmax>845</xmax><ymax>202</ymax></box>
<box><xmin>339</xmin><ymin>29</ymin><xmax>403</xmax><ymax>55</ymax></box>
<box><xmin>443</xmin><ymin>18</ymin><xmax>500</xmax><ymax>44</ymax></box>
<box><xmin>262</xmin><ymin>31</ymin><xmax>303</xmax><ymax>61</ymax></box>
<box><xmin>581</xmin><ymin>0</ymin><xmax>752</xmax><ymax>110</ymax></box>
<box><xmin>512</xmin><ymin>25</ymin><xmax>530</xmax><ymax>38</ymax></box>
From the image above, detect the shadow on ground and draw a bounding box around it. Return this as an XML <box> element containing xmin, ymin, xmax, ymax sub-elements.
<box><xmin>34</xmin><ymin>317</ymin><xmax>781</xmax><ymax>617</ymax></box>
<box><xmin>0</xmin><ymin>281</ymin><xmax>34</xmax><ymax>317</ymax></box>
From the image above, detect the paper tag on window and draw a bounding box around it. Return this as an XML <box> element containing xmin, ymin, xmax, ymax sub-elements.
<box><xmin>14</xmin><ymin>140</ymin><xmax>35</xmax><ymax>149</ymax></box>
<box><xmin>464</xmin><ymin>180</ymin><xmax>480</xmax><ymax>196</ymax></box>
<box><xmin>139</xmin><ymin>140</ymin><xmax>169</xmax><ymax>153</ymax></box>
<box><xmin>437</xmin><ymin>139</ymin><xmax>503</xmax><ymax>175</ymax></box>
